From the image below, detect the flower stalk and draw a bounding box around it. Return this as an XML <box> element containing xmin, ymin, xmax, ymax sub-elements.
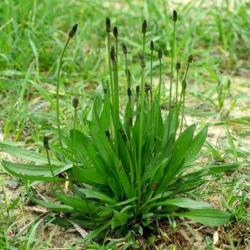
<box><xmin>180</xmin><ymin>55</ymin><xmax>193</xmax><ymax>133</ymax></box>
<box><xmin>106</xmin><ymin>18</ymin><xmax>114</xmax><ymax>103</ymax></box>
<box><xmin>72</xmin><ymin>97</ymin><xmax>79</xmax><ymax>130</ymax></box>
<box><xmin>43</xmin><ymin>136</ymin><xmax>54</xmax><ymax>177</ymax></box>
<box><xmin>168</xmin><ymin>10</ymin><xmax>177</xmax><ymax>138</ymax></box>
<box><xmin>137</xmin><ymin>20</ymin><xmax>147</xmax><ymax>204</ymax></box>
<box><xmin>150</xmin><ymin>40</ymin><xmax>154</xmax><ymax>105</ymax></box>
<box><xmin>56</xmin><ymin>24</ymin><xmax>78</xmax><ymax>147</ymax></box>
<box><xmin>157</xmin><ymin>48</ymin><xmax>163</xmax><ymax>100</ymax></box>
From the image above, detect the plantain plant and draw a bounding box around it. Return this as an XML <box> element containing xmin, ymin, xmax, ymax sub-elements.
<box><xmin>0</xmin><ymin>11</ymin><xmax>233</xmax><ymax>240</ymax></box>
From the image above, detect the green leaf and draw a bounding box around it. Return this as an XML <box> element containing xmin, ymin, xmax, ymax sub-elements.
<box><xmin>111</xmin><ymin>210</ymin><xmax>132</xmax><ymax>229</ymax></box>
<box><xmin>157</xmin><ymin>125</ymin><xmax>206</xmax><ymax>193</ymax></box>
<box><xmin>32</xmin><ymin>198</ymin><xmax>74</xmax><ymax>212</ymax></box>
<box><xmin>170</xmin><ymin>124</ymin><xmax>196</xmax><ymax>168</ymax></box>
<box><xmin>124</xmin><ymin>102</ymin><xmax>133</xmax><ymax>135</ymax></box>
<box><xmin>184</xmin><ymin>126</ymin><xmax>208</xmax><ymax>166</ymax></box>
<box><xmin>89</xmin><ymin>126</ymin><xmax>133</xmax><ymax>198</ymax></box>
<box><xmin>70</xmin><ymin>129</ymin><xmax>108</xmax><ymax>178</ymax></box>
<box><xmin>55</xmin><ymin>193</ymin><xmax>96</xmax><ymax>213</ymax></box>
<box><xmin>177</xmin><ymin>208</ymin><xmax>231</xmax><ymax>226</ymax></box>
<box><xmin>89</xmin><ymin>126</ymin><xmax>114</xmax><ymax>169</ymax></box>
<box><xmin>111</xmin><ymin>197</ymin><xmax>137</xmax><ymax>207</ymax></box>
<box><xmin>143</xmin><ymin>156</ymin><xmax>169</xmax><ymax>183</ymax></box>
<box><xmin>79</xmin><ymin>188</ymin><xmax>116</xmax><ymax>205</ymax></box>
<box><xmin>173</xmin><ymin>175</ymin><xmax>206</xmax><ymax>193</ymax></box>
<box><xmin>85</xmin><ymin>222</ymin><xmax>111</xmax><ymax>241</ymax></box>
<box><xmin>162</xmin><ymin>107</ymin><xmax>177</xmax><ymax>144</ymax></box>
<box><xmin>72</xmin><ymin>166</ymin><xmax>107</xmax><ymax>185</ymax></box>
<box><xmin>0</xmin><ymin>142</ymin><xmax>61</xmax><ymax>165</ymax></box>
<box><xmin>113</xmin><ymin>157</ymin><xmax>133</xmax><ymax>198</ymax></box>
<box><xmin>99</xmin><ymin>90</ymin><xmax>111</xmax><ymax>131</ymax></box>
<box><xmin>70</xmin><ymin>130</ymin><xmax>95</xmax><ymax>168</ymax></box>
<box><xmin>208</xmin><ymin>163</ymin><xmax>239</xmax><ymax>173</ymax></box>
<box><xmin>1</xmin><ymin>160</ymin><xmax>71</xmax><ymax>181</ymax></box>
<box><xmin>155</xmin><ymin>198</ymin><xmax>212</xmax><ymax>209</ymax></box>
<box><xmin>117</xmin><ymin>129</ymin><xmax>132</xmax><ymax>175</ymax></box>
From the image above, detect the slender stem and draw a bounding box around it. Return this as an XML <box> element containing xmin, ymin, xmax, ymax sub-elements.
<box><xmin>112</xmin><ymin>59</ymin><xmax>119</xmax><ymax>154</ymax></box>
<box><xmin>146</xmin><ymin>92</ymin><xmax>149</xmax><ymax>106</ymax></box>
<box><xmin>56</xmin><ymin>38</ymin><xmax>70</xmax><ymax>147</ymax></box>
<box><xmin>175</xmin><ymin>69</ymin><xmax>179</xmax><ymax>104</ymax></box>
<box><xmin>169</xmin><ymin>22</ymin><xmax>176</xmax><ymax>108</ymax></box>
<box><xmin>128</xmin><ymin>72</ymin><xmax>132</xmax><ymax>104</ymax></box>
<box><xmin>155</xmin><ymin>57</ymin><xmax>162</xmax><ymax>155</ymax></box>
<box><xmin>124</xmin><ymin>54</ymin><xmax>132</xmax><ymax>142</ymax></box>
<box><xmin>184</xmin><ymin>63</ymin><xmax>190</xmax><ymax>82</ymax></box>
<box><xmin>138</xmin><ymin>65</ymin><xmax>145</xmax><ymax>204</ymax></box>
<box><xmin>113</xmin><ymin>60</ymin><xmax>119</xmax><ymax>122</ymax></box>
<box><xmin>46</xmin><ymin>149</ymin><xmax>54</xmax><ymax>177</ymax></box>
<box><xmin>137</xmin><ymin>33</ymin><xmax>146</xmax><ymax>203</ymax></box>
<box><xmin>73</xmin><ymin>107</ymin><xmax>78</xmax><ymax>167</ymax></box>
<box><xmin>168</xmin><ymin>22</ymin><xmax>176</xmax><ymax>138</ymax></box>
<box><xmin>175</xmin><ymin>69</ymin><xmax>180</xmax><ymax>135</ymax></box>
<box><xmin>136</xmin><ymin>90</ymin><xmax>139</xmax><ymax>113</ymax></box>
<box><xmin>124</xmin><ymin>53</ymin><xmax>129</xmax><ymax>100</ymax></box>
<box><xmin>142</xmin><ymin>33</ymin><xmax>146</xmax><ymax>53</ymax></box>
<box><xmin>115</xmin><ymin>37</ymin><xmax>119</xmax><ymax>120</ymax></box>
<box><xmin>178</xmin><ymin>87</ymin><xmax>184</xmax><ymax>121</ymax></box>
<box><xmin>179</xmin><ymin>62</ymin><xmax>191</xmax><ymax>133</ymax></box>
<box><xmin>108</xmin><ymin>40</ymin><xmax>117</xmax><ymax>146</ymax></box>
<box><xmin>180</xmin><ymin>91</ymin><xmax>186</xmax><ymax>133</ymax></box>
<box><xmin>73</xmin><ymin>107</ymin><xmax>77</xmax><ymax>130</ymax></box>
<box><xmin>107</xmin><ymin>32</ymin><xmax>113</xmax><ymax>101</ymax></box>
<box><xmin>150</xmin><ymin>49</ymin><xmax>153</xmax><ymax>106</ymax></box>
<box><xmin>150</xmin><ymin>50</ymin><xmax>153</xmax><ymax>89</ymax></box>
<box><xmin>157</xmin><ymin>58</ymin><xmax>162</xmax><ymax>100</ymax></box>
<box><xmin>115</xmin><ymin>37</ymin><xmax>118</xmax><ymax>67</ymax></box>
<box><xmin>108</xmin><ymin>36</ymin><xmax>116</xmax><ymax>146</ymax></box>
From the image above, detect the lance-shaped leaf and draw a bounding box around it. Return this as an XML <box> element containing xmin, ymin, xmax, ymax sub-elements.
<box><xmin>1</xmin><ymin>161</ymin><xmax>72</xmax><ymax>181</ymax></box>
<box><xmin>177</xmin><ymin>208</ymin><xmax>231</xmax><ymax>226</ymax></box>
<box><xmin>0</xmin><ymin>142</ymin><xmax>62</xmax><ymax>165</ymax></box>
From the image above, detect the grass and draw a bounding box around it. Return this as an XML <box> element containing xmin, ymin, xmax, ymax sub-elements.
<box><xmin>0</xmin><ymin>0</ymin><xmax>250</xmax><ymax>249</ymax></box>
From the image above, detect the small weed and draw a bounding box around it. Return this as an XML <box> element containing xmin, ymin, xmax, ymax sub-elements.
<box><xmin>0</xmin><ymin>14</ymin><xmax>235</xmax><ymax>242</ymax></box>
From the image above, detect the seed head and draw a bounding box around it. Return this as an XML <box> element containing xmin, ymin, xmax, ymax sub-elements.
<box><xmin>136</xmin><ymin>85</ymin><xmax>140</xmax><ymax>96</ymax></box>
<box><xmin>43</xmin><ymin>136</ymin><xmax>50</xmax><ymax>150</ymax></box>
<box><xmin>142</xmin><ymin>20</ymin><xmax>147</xmax><ymax>34</ymax></box>
<box><xmin>188</xmin><ymin>55</ymin><xmax>193</xmax><ymax>63</ymax></box>
<box><xmin>158</xmin><ymin>48</ymin><xmax>163</xmax><ymax>60</ymax></box>
<box><xmin>72</xmin><ymin>97</ymin><xmax>79</xmax><ymax>108</ymax></box>
<box><xmin>68</xmin><ymin>24</ymin><xmax>78</xmax><ymax>39</ymax></box>
<box><xmin>140</xmin><ymin>55</ymin><xmax>145</xmax><ymax>68</ymax></box>
<box><xmin>122</xmin><ymin>43</ymin><xmax>127</xmax><ymax>55</ymax></box>
<box><xmin>182</xmin><ymin>79</ymin><xmax>187</xmax><ymax>90</ymax></box>
<box><xmin>119</xmin><ymin>128</ymin><xmax>127</xmax><ymax>142</ymax></box>
<box><xmin>110</xmin><ymin>46</ymin><xmax>116</xmax><ymax>62</ymax></box>
<box><xmin>113</xmin><ymin>26</ymin><xmax>118</xmax><ymax>38</ymax></box>
<box><xmin>145</xmin><ymin>83</ymin><xmax>151</xmax><ymax>94</ymax></box>
<box><xmin>127</xmin><ymin>69</ymin><xmax>131</xmax><ymax>81</ymax></box>
<box><xmin>127</xmin><ymin>87</ymin><xmax>132</xmax><ymax>97</ymax></box>
<box><xmin>106</xmin><ymin>17</ymin><xmax>111</xmax><ymax>32</ymax></box>
<box><xmin>176</xmin><ymin>62</ymin><xmax>181</xmax><ymax>71</ymax></box>
<box><xmin>105</xmin><ymin>130</ymin><xmax>111</xmax><ymax>139</ymax></box>
<box><xmin>129</xmin><ymin>117</ymin><xmax>133</xmax><ymax>126</ymax></box>
<box><xmin>150</xmin><ymin>40</ymin><xmax>154</xmax><ymax>51</ymax></box>
<box><xmin>152</xmin><ymin>182</ymin><xmax>158</xmax><ymax>191</ymax></box>
<box><xmin>173</xmin><ymin>10</ymin><xmax>178</xmax><ymax>22</ymax></box>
